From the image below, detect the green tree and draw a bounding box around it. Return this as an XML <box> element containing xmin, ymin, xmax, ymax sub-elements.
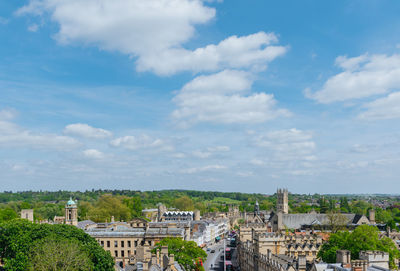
<box><xmin>326</xmin><ymin>211</ymin><xmax>348</xmax><ymax>233</ymax></box>
<box><xmin>29</xmin><ymin>236</ymin><xmax>93</xmax><ymax>271</ymax></box>
<box><xmin>0</xmin><ymin>219</ymin><xmax>114</xmax><ymax>271</ymax></box>
<box><xmin>0</xmin><ymin>208</ymin><xmax>18</xmax><ymax>222</ymax></box>
<box><xmin>87</xmin><ymin>194</ymin><xmax>131</xmax><ymax>222</ymax></box>
<box><xmin>123</xmin><ymin>196</ymin><xmax>143</xmax><ymax>218</ymax></box>
<box><xmin>152</xmin><ymin>238</ymin><xmax>207</xmax><ymax>270</ymax></box>
<box><xmin>318</xmin><ymin>225</ymin><xmax>400</xmax><ymax>268</ymax></box>
<box><xmin>173</xmin><ymin>196</ymin><xmax>194</xmax><ymax>211</ymax></box>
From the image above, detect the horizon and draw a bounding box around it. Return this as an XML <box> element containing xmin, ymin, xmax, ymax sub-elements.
<box><xmin>1</xmin><ymin>1</ymin><xmax>400</xmax><ymax>193</ymax></box>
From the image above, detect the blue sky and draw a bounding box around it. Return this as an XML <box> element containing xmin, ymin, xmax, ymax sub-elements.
<box><xmin>1</xmin><ymin>0</ymin><xmax>400</xmax><ymax>193</ymax></box>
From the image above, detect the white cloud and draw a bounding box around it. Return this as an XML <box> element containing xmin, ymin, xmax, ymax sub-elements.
<box><xmin>0</xmin><ymin>109</ymin><xmax>80</xmax><ymax>150</ymax></box>
<box><xmin>0</xmin><ymin>124</ymin><xmax>80</xmax><ymax>150</ymax></box>
<box><xmin>180</xmin><ymin>164</ymin><xmax>226</xmax><ymax>174</ymax></box>
<box><xmin>358</xmin><ymin>91</ymin><xmax>400</xmax><ymax>120</ymax></box>
<box><xmin>137</xmin><ymin>32</ymin><xmax>288</xmax><ymax>76</ymax></box>
<box><xmin>192</xmin><ymin>150</ymin><xmax>211</xmax><ymax>158</ymax></box>
<box><xmin>172</xmin><ymin>70</ymin><xmax>290</xmax><ymax>126</ymax></box>
<box><xmin>0</xmin><ymin>109</ymin><xmax>18</xmax><ymax>120</ymax></box>
<box><xmin>64</xmin><ymin>123</ymin><xmax>112</xmax><ymax>139</ymax></box>
<box><xmin>306</xmin><ymin>54</ymin><xmax>400</xmax><ymax>103</ymax></box>
<box><xmin>83</xmin><ymin>149</ymin><xmax>104</xmax><ymax>159</ymax></box>
<box><xmin>110</xmin><ymin>135</ymin><xmax>173</xmax><ymax>151</ymax></box>
<box><xmin>253</xmin><ymin>128</ymin><xmax>316</xmax><ymax>162</ymax></box>
<box><xmin>17</xmin><ymin>1</ymin><xmax>286</xmax><ymax>76</ymax></box>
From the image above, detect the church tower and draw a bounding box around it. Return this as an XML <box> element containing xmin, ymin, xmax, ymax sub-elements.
<box><xmin>276</xmin><ymin>188</ymin><xmax>288</xmax><ymax>214</ymax></box>
<box><xmin>65</xmin><ymin>197</ymin><xmax>78</xmax><ymax>226</ymax></box>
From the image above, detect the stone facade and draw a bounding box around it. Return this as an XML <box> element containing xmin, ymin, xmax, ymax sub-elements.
<box><xmin>64</xmin><ymin>198</ymin><xmax>78</xmax><ymax>226</ymax></box>
<box><xmin>20</xmin><ymin>209</ymin><xmax>34</xmax><ymax>222</ymax></box>
<box><xmin>238</xmin><ymin>240</ymin><xmax>300</xmax><ymax>271</ymax></box>
<box><xmin>84</xmin><ymin>221</ymin><xmax>186</xmax><ymax>266</ymax></box>
<box><xmin>277</xmin><ymin>189</ymin><xmax>289</xmax><ymax>214</ymax></box>
<box><xmin>254</xmin><ymin>233</ymin><xmax>323</xmax><ymax>262</ymax></box>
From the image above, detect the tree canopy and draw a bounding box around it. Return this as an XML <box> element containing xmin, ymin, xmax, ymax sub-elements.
<box><xmin>152</xmin><ymin>238</ymin><xmax>207</xmax><ymax>270</ymax></box>
<box><xmin>318</xmin><ymin>225</ymin><xmax>400</xmax><ymax>268</ymax></box>
<box><xmin>0</xmin><ymin>219</ymin><xmax>114</xmax><ymax>271</ymax></box>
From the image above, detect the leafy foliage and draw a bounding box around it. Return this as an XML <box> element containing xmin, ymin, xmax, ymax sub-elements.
<box><xmin>0</xmin><ymin>219</ymin><xmax>114</xmax><ymax>271</ymax></box>
<box><xmin>318</xmin><ymin>225</ymin><xmax>400</xmax><ymax>268</ymax></box>
<box><xmin>29</xmin><ymin>236</ymin><xmax>93</xmax><ymax>271</ymax></box>
<box><xmin>152</xmin><ymin>238</ymin><xmax>207</xmax><ymax>270</ymax></box>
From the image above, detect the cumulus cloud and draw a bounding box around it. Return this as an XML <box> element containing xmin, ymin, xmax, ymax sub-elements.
<box><xmin>306</xmin><ymin>54</ymin><xmax>400</xmax><ymax>103</ymax></box>
<box><xmin>64</xmin><ymin>123</ymin><xmax>112</xmax><ymax>139</ymax></box>
<box><xmin>110</xmin><ymin>135</ymin><xmax>173</xmax><ymax>151</ymax></box>
<box><xmin>172</xmin><ymin>70</ymin><xmax>290</xmax><ymax>126</ymax></box>
<box><xmin>83</xmin><ymin>149</ymin><xmax>104</xmax><ymax>159</ymax></box>
<box><xmin>0</xmin><ymin>109</ymin><xmax>18</xmax><ymax>120</ymax></box>
<box><xmin>358</xmin><ymin>91</ymin><xmax>400</xmax><ymax>120</ymax></box>
<box><xmin>137</xmin><ymin>32</ymin><xmax>288</xmax><ymax>75</ymax></box>
<box><xmin>16</xmin><ymin>1</ymin><xmax>286</xmax><ymax>76</ymax></box>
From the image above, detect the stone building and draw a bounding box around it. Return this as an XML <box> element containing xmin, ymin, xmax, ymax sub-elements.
<box><xmin>83</xmin><ymin>220</ymin><xmax>186</xmax><ymax>266</ymax></box>
<box><xmin>64</xmin><ymin>197</ymin><xmax>78</xmax><ymax>226</ymax></box>
<box><xmin>254</xmin><ymin>232</ymin><xmax>323</xmax><ymax>262</ymax></box>
<box><xmin>162</xmin><ymin>211</ymin><xmax>194</xmax><ymax>222</ymax></box>
<box><xmin>238</xmin><ymin>240</ymin><xmax>302</xmax><ymax>271</ymax></box>
<box><xmin>115</xmin><ymin>244</ymin><xmax>185</xmax><ymax>271</ymax></box>
<box><xmin>269</xmin><ymin>212</ymin><xmax>370</xmax><ymax>232</ymax></box>
<box><xmin>277</xmin><ymin>189</ymin><xmax>289</xmax><ymax>214</ymax></box>
<box><xmin>20</xmin><ymin>209</ymin><xmax>34</xmax><ymax>222</ymax></box>
<box><xmin>311</xmin><ymin>250</ymin><xmax>391</xmax><ymax>271</ymax></box>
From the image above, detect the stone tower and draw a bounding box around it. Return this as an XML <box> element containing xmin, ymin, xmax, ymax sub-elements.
<box><xmin>276</xmin><ymin>188</ymin><xmax>288</xmax><ymax>214</ymax></box>
<box><xmin>65</xmin><ymin>197</ymin><xmax>78</xmax><ymax>226</ymax></box>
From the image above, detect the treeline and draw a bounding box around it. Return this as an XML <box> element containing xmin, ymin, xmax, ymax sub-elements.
<box><xmin>0</xmin><ymin>190</ymin><xmax>271</xmax><ymax>223</ymax></box>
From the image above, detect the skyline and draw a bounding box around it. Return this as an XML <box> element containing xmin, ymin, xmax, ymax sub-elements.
<box><xmin>1</xmin><ymin>0</ymin><xmax>400</xmax><ymax>193</ymax></box>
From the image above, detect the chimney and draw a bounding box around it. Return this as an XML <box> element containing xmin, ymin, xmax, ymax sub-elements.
<box><xmin>337</xmin><ymin>250</ymin><xmax>351</xmax><ymax>268</ymax></box>
<box><xmin>298</xmin><ymin>255</ymin><xmax>307</xmax><ymax>271</ymax></box>
<box><xmin>369</xmin><ymin>209</ymin><xmax>376</xmax><ymax>224</ymax></box>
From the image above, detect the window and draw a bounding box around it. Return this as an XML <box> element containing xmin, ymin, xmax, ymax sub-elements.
<box><xmin>115</xmin><ymin>251</ymin><xmax>118</xmax><ymax>257</ymax></box>
<box><xmin>134</xmin><ymin>240</ymin><xmax>138</xmax><ymax>247</ymax></box>
<box><xmin>121</xmin><ymin>251</ymin><xmax>125</xmax><ymax>257</ymax></box>
<box><xmin>114</xmin><ymin>241</ymin><xmax>118</xmax><ymax>247</ymax></box>
<box><xmin>121</xmin><ymin>241</ymin><xmax>124</xmax><ymax>248</ymax></box>
<box><xmin>101</xmin><ymin>241</ymin><xmax>104</xmax><ymax>247</ymax></box>
<box><xmin>148</xmin><ymin>241</ymin><xmax>151</xmax><ymax>246</ymax></box>
<box><xmin>128</xmin><ymin>250</ymin><xmax>131</xmax><ymax>256</ymax></box>
<box><xmin>107</xmin><ymin>241</ymin><xmax>110</xmax><ymax>248</ymax></box>
<box><xmin>128</xmin><ymin>241</ymin><xmax>131</xmax><ymax>247</ymax></box>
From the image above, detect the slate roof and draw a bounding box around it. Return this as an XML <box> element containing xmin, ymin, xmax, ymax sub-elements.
<box><xmin>77</xmin><ymin>220</ymin><xmax>95</xmax><ymax>229</ymax></box>
<box><xmin>271</xmin><ymin>212</ymin><xmax>368</xmax><ymax>229</ymax></box>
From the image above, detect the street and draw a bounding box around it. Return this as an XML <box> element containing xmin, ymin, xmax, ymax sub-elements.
<box><xmin>204</xmin><ymin>242</ymin><xmax>224</xmax><ymax>271</ymax></box>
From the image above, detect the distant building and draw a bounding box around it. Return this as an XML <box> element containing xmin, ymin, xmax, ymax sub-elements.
<box><xmin>83</xmin><ymin>219</ymin><xmax>186</xmax><ymax>267</ymax></box>
<box><xmin>269</xmin><ymin>212</ymin><xmax>370</xmax><ymax>231</ymax></box>
<box><xmin>20</xmin><ymin>209</ymin><xmax>34</xmax><ymax>222</ymax></box>
<box><xmin>311</xmin><ymin>250</ymin><xmax>390</xmax><ymax>271</ymax></box>
<box><xmin>277</xmin><ymin>188</ymin><xmax>289</xmax><ymax>214</ymax></box>
<box><xmin>162</xmin><ymin>211</ymin><xmax>194</xmax><ymax>222</ymax></box>
<box><xmin>65</xmin><ymin>198</ymin><xmax>78</xmax><ymax>226</ymax></box>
